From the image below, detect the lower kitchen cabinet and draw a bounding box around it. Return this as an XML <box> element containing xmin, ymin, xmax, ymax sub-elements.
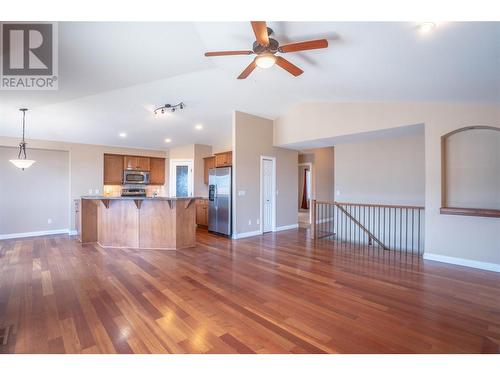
<box><xmin>196</xmin><ymin>199</ymin><xmax>209</xmax><ymax>227</ymax></box>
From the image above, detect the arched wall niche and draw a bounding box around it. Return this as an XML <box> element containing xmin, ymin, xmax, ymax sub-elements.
<box><xmin>440</xmin><ymin>125</ymin><xmax>500</xmax><ymax>218</ymax></box>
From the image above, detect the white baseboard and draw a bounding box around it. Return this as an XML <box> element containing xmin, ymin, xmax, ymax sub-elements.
<box><xmin>0</xmin><ymin>229</ymin><xmax>71</xmax><ymax>240</ymax></box>
<box><xmin>68</xmin><ymin>230</ymin><xmax>78</xmax><ymax>236</ymax></box>
<box><xmin>233</xmin><ymin>224</ymin><xmax>299</xmax><ymax>239</ymax></box>
<box><xmin>232</xmin><ymin>230</ymin><xmax>262</xmax><ymax>239</ymax></box>
<box><xmin>423</xmin><ymin>253</ymin><xmax>500</xmax><ymax>273</ymax></box>
<box><xmin>275</xmin><ymin>224</ymin><xmax>299</xmax><ymax>232</ymax></box>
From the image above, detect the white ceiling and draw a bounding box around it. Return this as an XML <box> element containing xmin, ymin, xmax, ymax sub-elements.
<box><xmin>0</xmin><ymin>21</ymin><xmax>499</xmax><ymax>150</ymax></box>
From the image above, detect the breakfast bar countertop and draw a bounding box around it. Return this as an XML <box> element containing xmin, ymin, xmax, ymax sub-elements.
<box><xmin>80</xmin><ymin>196</ymin><xmax>203</xmax><ymax>201</ymax></box>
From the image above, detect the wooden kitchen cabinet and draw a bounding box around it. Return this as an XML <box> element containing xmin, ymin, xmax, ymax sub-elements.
<box><xmin>214</xmin><ymin>151</ymin><xmax>232</xmax><ymax>167</ymax></box>
<box><xmin>203</xmin><ymin>156</ymin><xmax>215</xmax><ymax>185</ymax></box>
<box><xmin>196</xmin><ymin>199</ymin><xmax>209</xmax><ymax>227</ymax></box>
<box><xmin>124</xmin><ymin>155</ymin><xmax>150</xmax><ymax>171</ymax></box>
<box><xmin>149</xmin><ymin>157</ymin><xmax>165</xmax><ymax>185</ymax></box>
<box><xmin>104</xmin><ymin>154</ymin><xmax>124</xmax><ymax>184</ymax></box>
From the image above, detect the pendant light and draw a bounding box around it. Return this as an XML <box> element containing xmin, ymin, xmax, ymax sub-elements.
<box><xmin>9</xmin><ymin>108</ymin><xmax>36</xmax><ymax>170</ymax></box>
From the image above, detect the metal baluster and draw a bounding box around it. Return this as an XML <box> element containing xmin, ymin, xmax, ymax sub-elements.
<box><xmin>378</xmin><ymin>206</ymin><xmax>381</xmax><ymax>250</ymax></box>
<box><xmin>417</xmin><ymin>209</ymin><xmax>421</xmax><ymax>255</ymax></box>
<box><xmin>368</xmin><ymin>205</ymin><xmax>371</xmax><ymax>249</ymax></box>
<box><xmin>400</xmin><ymin>208</ymin><xmax>403</xmax><ymax>260</ymax></box>
<box><xmin>388</xmin><ymin>207</ymin><xmax>391</xmax><ymax>251</ymax></box>
<box><xmin>405</xmin><ymin>208</ymin><xmax>408</xmax><ymax>257</ymax></box>
<box><xmin>383</xmin><ymin>207</ymin><xmax>386</xmax><ymax>252</ymax></box>
<box><xmin>336</xmin><ymin>204</ymin><xmax>339</xmax><ymax>244</ymax></box>
<box><xmin>411</xmin><ymin>208</ymin><xmax>414</xmax><ymax>256</ymax></box>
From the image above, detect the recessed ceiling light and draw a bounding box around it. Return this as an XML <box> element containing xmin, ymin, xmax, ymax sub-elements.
<box><xmin>164</xmin><ymin>138</ymin><xmax>172</xmax><ymax>143</ymax></box>
<box><xmin>195</xmin><ymin>124</ymin><xmax>203</xmax><ymax>130</ymax></box>
<box><xmin>119</xmin><ymin>132</ymin><xmax>127</xmax><ymax>138</ymax></box>
<box><xmin>418</xmin><ymin>22</ymin><xmax>436</xmax><ymax>33</ymax></box>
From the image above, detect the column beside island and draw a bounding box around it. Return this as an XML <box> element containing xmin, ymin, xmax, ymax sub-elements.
<box><xmin>80</xmin><ymin>196</ymin><xmax>199</xmax><ymax>250</ymax></box>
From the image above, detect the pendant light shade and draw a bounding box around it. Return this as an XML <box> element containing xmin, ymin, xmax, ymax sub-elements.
<box><xmin>9</xmin><ymin>159</ymin><xmax>36</xmax><ymax>169</ymax></box>
<box><xmin>10</xmin><ymin>108</ymin><xmax>36</xmax><ymax>171</ymax></box>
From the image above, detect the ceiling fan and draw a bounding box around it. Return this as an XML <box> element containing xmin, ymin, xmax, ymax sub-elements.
<box><xmin>204</xmin><ymin>21</ymin><xmax>328</xmax><ymax>79</ymax></box>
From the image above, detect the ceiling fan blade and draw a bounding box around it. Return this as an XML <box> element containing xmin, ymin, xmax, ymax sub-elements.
<box><xmin>251</xmin><ymin>21</ymin><xmax>269</xmax><ymax>46</ymax></box>
<box><xmin>278</xmin><ymin>39</ymin><xmax>328</xmax><ymax>53</ymax></box>
<box><xmin>275</xmin><ymin>57</ymin><xmax>303</xmax><ymax>77</ymax></box>
<box><xmin>237</xmin><ymin>59</ymin><xmax>257</xmax><ymax>79</ymax></box>
<box><xmin>204</xmin><ymin>50</ymin><xmax>254</xmax><ymax>57</ymax></box>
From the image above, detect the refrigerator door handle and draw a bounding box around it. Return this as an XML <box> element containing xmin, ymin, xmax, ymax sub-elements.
<box><xmin>214</xmin><ymin>185</ymin><xmax>217</xmax><ymax>209</ymax></box>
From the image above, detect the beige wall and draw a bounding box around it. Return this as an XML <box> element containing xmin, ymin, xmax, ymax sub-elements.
<box><xmin>274</xmin><ymin>102</ymin><xmax>500</xmax><ymax>267</ymax></box>
<box><xmin>0</xmin><ymin>147</ymin><xmax>70</xmax><ymax>236</ymax></box>
<box><xmin>445</xmin><ymin>128</ymin><xmax>500</xmax><ymax>209</ymax></box>
<box><xmin>233</xmin><ymin>111</ymin><xmax>298</xmax><ymax>236</ymax></box>
<box><xmin>334</xmin><ymin>133</ymin><xmax>425</xmax><ymax>205</ymax></box>
<box><xmin>301</xmin><ymin>147</ymin><xmax>335</xmax><ymax>202</ymax></box>
<box><xmin>0</xmin><ymin>136</ymin><xmax>167</xmax><ymax>231</ymax></box>
<box><xmin>194</xmin><ymin>144</ymin><xmax>212</xmax><ymax>197</ymax></box>
<box><xmin>168</xmin><ymin>144</ymin><xmax>194</xmax><ymax>159</ymax></box>
<box><xmin>168</xmin><ymin>143</ymin><xmax>213</xmax><ymax>198</ymax></box>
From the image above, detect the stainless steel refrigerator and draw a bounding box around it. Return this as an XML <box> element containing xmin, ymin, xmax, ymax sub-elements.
<box><xmin>208</xmin><ymin>167</ymin><xmax>232</xmax><ymax>236</ymax></box>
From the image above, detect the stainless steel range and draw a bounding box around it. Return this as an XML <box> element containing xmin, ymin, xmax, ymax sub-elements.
<box><xmin>121</xmin><ymin>186</ymin><xmax>146</xmax><ymax>197</ymax></box>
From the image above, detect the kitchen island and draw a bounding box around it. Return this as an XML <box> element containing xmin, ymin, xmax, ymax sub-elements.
<box><xmin>79</xmin><ymin>196</ymin><xmax>199</xmax><ymax>250</ymax></box>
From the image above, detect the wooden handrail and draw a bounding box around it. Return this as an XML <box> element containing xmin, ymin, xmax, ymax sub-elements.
<box><xmin>335</xmin><ymin>204</ymin><xmax>388</xmax><ymax>250</ymax></box>
<box><xmin>315</xmin><ymin>200</ymin><xmax>424</xmax><ymax>210</ymax></box>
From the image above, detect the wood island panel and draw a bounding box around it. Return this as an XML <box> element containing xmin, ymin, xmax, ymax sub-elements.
<box><xmin>80</xmin><ymin>199</ymin><xmax>98</xmax><ymax>243</ymax></box>
<box><xmin>139</xmin><ymin>200</ymin><xmax>176</xmax><ymax>249</ymax></box>
<box><xmin>98</xmin><ymin>200</ymin><xmax>139</xmax><ymax>248</ymax></box>
<box><xmin>175</xmin><ymin>199</ymin><xmax>197</xmax><ymax>249</ymax></box>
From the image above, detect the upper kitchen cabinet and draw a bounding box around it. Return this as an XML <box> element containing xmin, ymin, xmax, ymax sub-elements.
<box><xmin>203</xmin><ymin>156</ymin><xmax>215</xmax><ymax>185</ymax></box>
<box><xmin>214</xmin><ymin>151</ymin><xmax>232</xmax><ymax>168</ymax></box>
<box><xmin>124</xmin><ymin>155</ymin><xmax>150</xmax><ymax>171</ymax></box>
<box><xmin>149</xmin><ymin>157</ymin><xmax>166</xmax><ymax>185</ymax></box>
<box><xmin>104</xmin><ymin>154</ymin><xmax>124</xmax><ymax>185</ymax></box>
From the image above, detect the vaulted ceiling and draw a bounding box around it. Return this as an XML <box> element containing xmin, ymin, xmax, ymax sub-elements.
<box><xmin>1</xmin><ymin>21</ymin><xmax>498</xmax><ymax>150</ymax></box>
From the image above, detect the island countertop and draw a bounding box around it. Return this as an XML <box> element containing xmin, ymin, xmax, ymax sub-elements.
<box><xmin>81</xmin><ymin>196</ymin><xmax>203</xmax><ymax>201</ymax></box>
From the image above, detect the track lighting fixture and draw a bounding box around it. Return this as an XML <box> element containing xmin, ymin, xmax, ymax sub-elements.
<box><xmin>154</xmin><ymin>102</ymin><xmax>185</xmax><ymax>116</ymax></box>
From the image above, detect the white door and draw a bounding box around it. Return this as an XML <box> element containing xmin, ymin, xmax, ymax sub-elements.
<box><xmin>262</xmin><ymin>158</ymin><xmax>274</xmax><ymax>233</ymax></box>
<box><xmin>169</xmin><ymin>159</ymin><xmax>193</xmax><ymax>197</ymax></box>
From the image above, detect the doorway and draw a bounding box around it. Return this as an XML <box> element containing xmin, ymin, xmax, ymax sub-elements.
<box><xmin>298</xmin><ymin>162</ymin><xmax>312</xmax><ymax>228</ymax></box>
<box><xmin>169</xmin><ymin>159</ymin><xmax>193</xmax><ymax>197</ymax></box>
<box><xmin>260</xmin><ymin>156</ymin><xmax>276</xmax><ymax>234</ymax></box>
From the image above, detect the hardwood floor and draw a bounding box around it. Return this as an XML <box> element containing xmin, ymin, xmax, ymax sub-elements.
<box><xmin>0</xmin><ymin>228</ymin><xmax>499</xmax><ymax>354</ymax></box>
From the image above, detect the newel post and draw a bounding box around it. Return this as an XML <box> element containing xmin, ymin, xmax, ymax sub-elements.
<box><xmin>311</xmin><ymin>199</ymin><xmax>317</xmax><ymax>240</ymax></box>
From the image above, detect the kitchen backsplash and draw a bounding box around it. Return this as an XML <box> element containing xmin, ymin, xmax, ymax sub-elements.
<box><xmin>103</xmin><ymin>185</ymin><xmax>166</xmax><ymax>197</ymax></box>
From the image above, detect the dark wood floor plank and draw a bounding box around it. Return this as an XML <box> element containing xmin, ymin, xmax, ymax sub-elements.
<box><xmin>0</xmin><ymin>229</ymin><xmax>499</xmax><ymax>353</ymax></box>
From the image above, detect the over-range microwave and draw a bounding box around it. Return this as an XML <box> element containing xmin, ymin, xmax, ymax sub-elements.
<box><xmin>123</xmin><ymin>170</ymin><xmax>150</xmax><ymax>185</ymax></box>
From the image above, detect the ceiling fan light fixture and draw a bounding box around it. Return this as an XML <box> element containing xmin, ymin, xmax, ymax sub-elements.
<box><xmin>255</xmin><ymin>54</ymin><xmax>276</xmax><ymax>69</ymax></box>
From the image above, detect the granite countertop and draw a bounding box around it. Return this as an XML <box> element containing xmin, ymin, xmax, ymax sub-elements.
<box><xmin>81</xmin><ymin>196</ymin><xmax>203</xmax><ymax>201</ymax></box>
